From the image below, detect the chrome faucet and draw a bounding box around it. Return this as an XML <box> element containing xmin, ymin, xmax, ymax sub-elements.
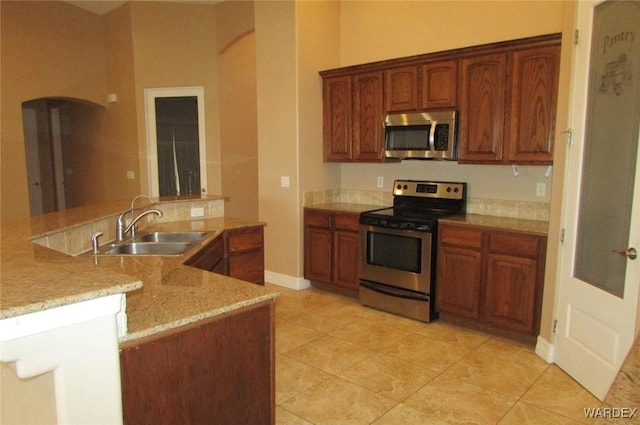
<box><xmin>116</xmin><ymin>195</ymin><xmax>163</xmax><ymax>242</ymax></box>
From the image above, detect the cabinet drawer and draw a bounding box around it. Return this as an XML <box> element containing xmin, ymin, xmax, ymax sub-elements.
<box><xmin>334</xmin><ymin>213</ymin><xmax>360</xmax><ymax>231</ymax></box>
<box><xmin>227</xmin><ymin>226</ymin><xmax>264</xmax><ymax>254</ymax></box>
<box><xmin>439</xmin><ymin>224</ymin><xmax>483</xmax><ymax>249</ymax></box>
<box><xmin>489</xmin><ymin>232</ymin><xmax>541</xmax><ymax>257</ymax></box>
<box><xmin>304</xmin><ymin>210</ymin><xmax>330</xmax><ymax>228</ymax></box>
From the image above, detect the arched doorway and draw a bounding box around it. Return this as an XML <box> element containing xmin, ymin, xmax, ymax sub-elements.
<box><xmin>22</xmin><ymin>98</ymin><xmax>104</xmax><ymax>215</ymax></box>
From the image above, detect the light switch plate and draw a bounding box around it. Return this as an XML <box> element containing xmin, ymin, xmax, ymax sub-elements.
<box><xmin>190</xmin><ymin>207</ymin><xmax>204</xmax><ymax>217</ymax></box>
<box><xmin>281</xmin><ymin>176</ymin><xmax>290</xmax><ymax>188</ymax></box>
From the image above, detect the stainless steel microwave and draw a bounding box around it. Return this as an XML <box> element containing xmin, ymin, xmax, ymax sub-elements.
<box><xmin>383</xmin><ymin>110</ymin><xmax>458</xmax><ymax>160</ymax></box>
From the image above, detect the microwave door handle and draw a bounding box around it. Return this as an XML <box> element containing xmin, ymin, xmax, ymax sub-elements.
<box><xmin>429</xmin><ymin>120</ymin><xmax>437</xmax><ymax>153</ymax></box>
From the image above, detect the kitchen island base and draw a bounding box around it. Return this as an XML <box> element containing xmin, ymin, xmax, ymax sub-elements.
<box><xmin>120</xmin><ymin>301</ymin><xmax>275</xmax><ymax>425</ymax></box>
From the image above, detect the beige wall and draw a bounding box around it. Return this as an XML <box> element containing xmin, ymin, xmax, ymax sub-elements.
<box><xmin>0</xmin><ymin>1</ymin><xmax>254</xmax><ymax>222</ymax></box>
<box><xmin>219</xmin><ymin>32</ymin><xmax>259</xmax><ymax>221</ymax></box>
<box><xmin>100</xmin><ymin>3</ymin><xmax>140</xmax><ymax>203</ymax></box>
<box><xmin>0</xmin><ymin>365</ymin><xmax>56</xmax><ymax>424</ymax></box>
<box><xmin>340</xmin><ymin>1</ymin><xmax>566</xmax><ymax>65</ymax></box>
<box><xmin>0</xmin><ymin>1</ymin><xmax>108</xmax><ymax>222</ymax></box>
<box><xmin>255</xmin><ymin>1</ymin><xmax>300</xmax><ymax>277</ymax></box>
<box><xmin>128</xmin><ymin>2</ymin><xmax>222</xmax><ymax>196</ymax></box>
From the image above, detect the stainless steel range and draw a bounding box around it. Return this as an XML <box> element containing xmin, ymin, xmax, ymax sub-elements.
<box><xmin>359</xmin><ymin>180</ymin><xmax>466</xmax><ymax>322</ymax></box>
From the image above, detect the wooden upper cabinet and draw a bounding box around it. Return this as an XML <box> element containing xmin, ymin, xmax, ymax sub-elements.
<box><xmin>385</xmin><ymin>66</ymin><xmax>419</xmax><ymax>112</ymax></box>
<box><xmin>323</xmin><ymin>72</ymin><xmax>385</xmax><ymax>162</ymax></box>
<box><xmin>506</xmin><ymin>45</ymin><xmax>560</xmax><ymax>164</ymax></box>
<box><xmin>321</xmin><ymin>34</ymin><xmax>561</xmax><ymax>164</ymax></box>
<box><xmin>385</xmin><ymin>61</ymin><xmax>457</xmax><ymax>112</ymax></box>
<box><xmin>323</xmin><ymin>75</ymin><xmax>353</xmax><ymax>161</ymax></box>
<box><xmin>421</xmin><ymin>60</ymin><xmax>458</xmax><ymax>109</ymax></box>
<box><xmin>352</xmin><ymin>71</ymin><xmax>385</xmax><ymax>161</ymax></box>
<box><xmin>458</xmin><ymin>53</ymin><xmax>508</xmax><ymax>162</ymax></box>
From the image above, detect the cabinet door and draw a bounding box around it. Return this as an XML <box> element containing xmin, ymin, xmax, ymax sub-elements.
<box><xmin>304</xmin><ymin>211</ymin><xmax>332</xmax><ymax>283</ymax></box>
<box><xmin>333</xmin><ymin>229</ymin><xmax>360</xmax><ymax>290</ymax></box>
<box><xmin>229</xmin><ymin>250</ymin><xmax>264</xmax><ymax>284</ymax></box>
<box><xmin>323</xmin><ymin>75</ymin><xmax>353</xmax><ymax>161</ymax></box>
<box><xmin>485</xmin><ymin>253</ymin><xmax>538</xmax><ymax>333</ymax></box>
<box><xmin>185</xmin><ymin>236</ymin><xmax>225</xmax><ymax>272</ymax></box>
<box><xmin>352</xmin><ymin>71</ymin><xmax>385</xmax><ymax>161</ymax></box>
<box><xmin>506</xmin><ymin>45</ymin><xmax>560</xmax><ymax>164</ymax></box>
<box><xmin>459</xmin><ymin>53</ymin><xmax>507</xmax><ymax>162</ymax></box>
<box><xmin>385</xmin><ymin>66</ymin><xmax>419</xmax><ymax>112</ymax></box>
<box><xmin>421</xmin><ymin>60</ymin><xmax>458</xmax><ymax>109</ymax></box>
<box><xmin>436</xmin><ymin>245</ymin><xmax>483</xmax><ymax>319</ymax></box>
<box><xmin>226</xmin><ymin>227</ymin><xmax>264</xmax><ymax>284</ymax></box>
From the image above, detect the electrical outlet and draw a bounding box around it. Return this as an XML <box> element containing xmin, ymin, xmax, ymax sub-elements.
<box><xmin>536</xmin><ymin>182</ymin><xmax>546</xmax><ymax>197</ymax></box>
<box><xmin>190</xmin><ymin>207</ymin><xmax>204</xmax><ymax>217</ymax></box>
<box><xmin>377</xmin><ymin>176</ymin><xmax>384</xmax><ymax>188</ymax></box>
<box><xmin>281</xmin><ymin>176</ymin><xmax>290</xmax><ymax>188</ymax></box>
<box><xmin>126</xmin><ymin>171</ymin><xmax>135</xmax><ymax>180</ymax></box>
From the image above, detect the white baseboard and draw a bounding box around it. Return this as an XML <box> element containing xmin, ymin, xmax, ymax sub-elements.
<box><xmin>264</xmin><ymin>270</ymin><xmax>311</xmax><ymax>291</ymax></box>
<box><xmin>535</xmin><ymin>335</ymin><xmax>555</xmax><ymax>363</ymax></box>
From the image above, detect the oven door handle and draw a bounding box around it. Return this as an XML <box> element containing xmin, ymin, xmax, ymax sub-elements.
<box><xmin>360</xmin><ymin>280</ymin><xmax>429</xmax><ymax>301</ymax></box>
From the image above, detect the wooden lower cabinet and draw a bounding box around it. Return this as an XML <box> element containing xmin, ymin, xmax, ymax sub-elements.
<box><xmin>185</xmin><ymin>235</ymin><xmax>226</xmax><ymax>274</ymax></box>
<box><xmin>185</xmin><ymin>226</ymin><xmax>264</xmax><ymax>285</ymax></box>
<box><xmin>304</xmin><ymin>208</ymin><xmax>360</xmax><ymax>297</ymax></box>
<box><xmin>226</xmin><ymin>226</ymin><xmax>265</xmax><ymax>284</ymax></box>
<box><xmin>120</xmin><ymin>302</ymin><xmax>275</xmax><ymax>425</ymax></box>
<box><xmin>436</xmin><ymin>223</ymin><xmax>546</xmax><ymax>335</ymax></box>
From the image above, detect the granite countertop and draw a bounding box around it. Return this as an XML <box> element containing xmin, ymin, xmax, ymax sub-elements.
<box><xmin>306</xmin><ymin>203</ymin><xmax>549</xmax><ymax>235</ymax></box>
<box><xmin>305</xmin><ymin>202</ymin><xmax>387</xmax><ymax>214</ymax></box>
<box><xmin>1</xmin><ymin>215</ymin><xmax>143</xmax><ymax>319</ymax></box>
<box><xmin>0</xmin><ymin>198</ymin><xmax>278</xmax><ymax>343</ymax></box>
<box><xmin>95</xmin><ymin>218</ymin><xmax>278</xmax><ymax>343</ymax></box>
<box><xmin>439</xmin><ymin>213</ymin><xmax>549</xmax><ymax>235</ymax></box>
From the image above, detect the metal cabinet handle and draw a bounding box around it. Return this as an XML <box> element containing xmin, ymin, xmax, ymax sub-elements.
<box><xmin>612</xmin><ymin>247</ymin><xmax>637</xmax><ymax>260</ymax></box>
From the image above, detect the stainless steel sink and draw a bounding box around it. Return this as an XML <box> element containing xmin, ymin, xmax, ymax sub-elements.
<box><xmin>133</xmin><ymin>231</ymin><xmax>211</xmax><ymax>243</ymax></box>
<box><xmin>104</xmin><ymin>241</ymin><xmax>193</xmax><ymax>256</ymax></box>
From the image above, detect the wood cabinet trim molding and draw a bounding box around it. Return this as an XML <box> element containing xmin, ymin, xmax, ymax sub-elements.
<box><xmin>319</xmin><ymin>33</ymin><xmax>561</xmax><ymax>79</ymax></box>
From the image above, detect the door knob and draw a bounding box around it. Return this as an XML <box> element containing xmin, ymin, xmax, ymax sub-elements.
<box><xmin>612</xmin><ymin>247</ymin><xmax>637</xmax><ymax>260</ymax></box>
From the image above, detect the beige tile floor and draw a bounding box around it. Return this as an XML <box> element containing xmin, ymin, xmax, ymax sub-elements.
<box><xmin>269</xmin><ymin>284</ymin><xmax>605</xmax><ymax>425</ymax></box>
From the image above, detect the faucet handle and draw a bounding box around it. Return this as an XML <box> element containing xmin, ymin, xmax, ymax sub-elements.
<box><xmin>91</xmin><ymin>232</ymin><xmax>103</xmax><ymax>254</ymax></box>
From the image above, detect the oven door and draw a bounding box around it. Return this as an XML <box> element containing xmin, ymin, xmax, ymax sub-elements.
<box><xmin>359</xmin><ymin>224</ymin><xmax>432</xmax><ymax>293</ymax></box>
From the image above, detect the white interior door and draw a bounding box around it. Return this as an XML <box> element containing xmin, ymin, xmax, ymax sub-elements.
<box><xmin>555</xmin><ymin>0</ymin><xmax>640</xmax><ymax>401</ymax></box>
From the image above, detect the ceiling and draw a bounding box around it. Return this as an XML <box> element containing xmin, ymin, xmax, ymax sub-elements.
<box><xmin>64</xmin><ymin>0</ymin><xmax>221</xmax><ymax>16</ymax></box>
<box><xmin>65</xmin><ymin>1</ymin><xmax>127</xmax><ymax>15</ymax></box>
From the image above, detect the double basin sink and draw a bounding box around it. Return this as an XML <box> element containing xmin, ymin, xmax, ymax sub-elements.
<box><xmin>95</xmin><ymin>231</ymin><xmax>211</xmax><ymax>256</ymax></box>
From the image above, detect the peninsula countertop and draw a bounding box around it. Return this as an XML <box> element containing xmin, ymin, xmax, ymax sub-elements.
<box><xmin>0</xmin><ymin>198</ymin><xmax>278</xmax><ymax>343</ymax></box>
